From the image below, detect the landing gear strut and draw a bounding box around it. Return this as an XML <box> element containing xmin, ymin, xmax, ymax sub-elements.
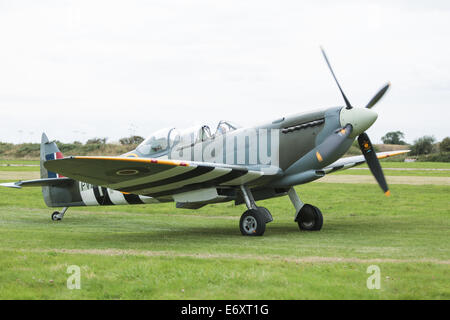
<box><xmin>288</xmin><ymin>188</ymin><xmax>323</xmax><ymax>231</ymax></box>
<box><xmin>51</xmin><ymin>207</ymin><xmax>68</xmax><ymax>221</ymax></box>
<box><xmin>239</xmin><ymin>186</ymin><xmax>273</xmax><ymax>236</ymax></box>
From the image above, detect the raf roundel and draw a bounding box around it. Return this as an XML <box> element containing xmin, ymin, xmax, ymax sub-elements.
<box><xmin>116</xmin><ymin>169</ymin><xmax>140</xmax><ymax>176</ymax></box>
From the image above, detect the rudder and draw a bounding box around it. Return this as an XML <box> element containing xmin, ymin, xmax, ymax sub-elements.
<box><xmin>40</xmin><ymin>133</ymin><xmax>83</xmax><ymax>207</ymax></box>
<box><xmin>40</xmin><ymin>133</ymin><xmax>64</xmax><ymax>179</ymax></box>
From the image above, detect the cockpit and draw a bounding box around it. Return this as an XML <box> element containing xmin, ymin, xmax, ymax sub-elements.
<box><xmin>135</xmin><ymin>127</ymin><xmax>180</xmax><ymax>157</ymax></box>
<box><xmin>215</xmin><ymin>120</ymin><xmax>240</xmax><ymax>136</ymax></box>
<box><xmin>135</xmin><ymin>121</ymin><xmax>241</xmax><ymax>157</ymax></box>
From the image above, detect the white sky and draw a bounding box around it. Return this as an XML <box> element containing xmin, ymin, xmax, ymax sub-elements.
<box><xmin>0</xmin><ymin>0</ymin><xmax>449</xmax><ymax>144</ymax></box>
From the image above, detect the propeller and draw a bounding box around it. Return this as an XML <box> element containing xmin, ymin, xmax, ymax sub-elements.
<box><xmin>358</xmin><ymin>133</ymin><xmax>390</xmax><ymax>196</ymax></box>
<box><xmin>320</xmin><ymin>47</ymin><xmax>352</xmax><ymax>110</ymax></box>
<box><xmin>365</xmin><ymin>83</ymin><xmax>390</xmax><ymax>109</ymax></box>
<box><xmin>320</xmin><ymin>47</ymin><xmax>391</xmax><ymax>196</ymax></box>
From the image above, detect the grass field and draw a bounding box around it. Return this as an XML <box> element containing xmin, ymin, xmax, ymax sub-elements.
<box><xmin>0</xmin><ymin>162</ymin><xmax>449</xmax><ymax>299</ymax></box>
<box><xmin>336</xmin><ymin>161</ymin><xmax>450</xmax><ymax>177</ymax></box>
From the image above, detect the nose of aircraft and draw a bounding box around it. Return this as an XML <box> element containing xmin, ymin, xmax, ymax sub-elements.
<box><xmin>339</xmin><ymin>107</ymin><xmax>378</xmax><ymax>137</ymax></box>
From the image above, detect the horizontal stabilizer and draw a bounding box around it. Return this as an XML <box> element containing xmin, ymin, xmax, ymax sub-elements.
<box><xmin>0</xmin><ymin>177</ymin><xmax>74</xmax><ymax>189</ymax></box>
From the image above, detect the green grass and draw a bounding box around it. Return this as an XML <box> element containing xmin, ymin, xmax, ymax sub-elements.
<box><xmin>1</xmin><ymin>250</ymin><xmax>447</xmax><ymax>299</ymax></box>
<box><xmin>0</xmin><ymin>160</ymin><xmax>39</xmax><ymax>165</ymax></box>
<box><xmin>334</xmin><ymin>169</ymin><xmax>450</xmax><ymax>177</ymax></box>
<box><xmin>0</xmin><ymin>166</ymin><xmax>40</xmax><ymax>172</ymax></box>
<box><xmin>332</xmin><ymin>161</ymin><xmax>450</xmax><ymax>177</ymax></box>
<box><xmin>0</xmin><ymin>159</ymin><xmax>39</xmax><ymax>172</ymax></box>
<box><xmin>0</xmin><ymin>179</ymin><xmax>449</xmax><ymax>299</ymax></box>
<box><xmin>376</xmin><ymin>161</ymin><xmax>450</xmax><ymax>169</ymax></box>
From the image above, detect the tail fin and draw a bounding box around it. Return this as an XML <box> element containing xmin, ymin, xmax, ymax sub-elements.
<box><xmin>40</xmin><ymin>133</ymin><xmax>83</xmax><ymax>207</ymax></box>
<box><xmin>40</xmin><ymin>133</ymin><xmax>64</xmax><ymax>179</ymax></box>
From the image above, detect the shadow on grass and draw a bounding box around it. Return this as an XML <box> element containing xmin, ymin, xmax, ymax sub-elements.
<box><xmin>74</xmin><ymin>221</ymin><xmax>390</xmax><ymax>246</ymax></box>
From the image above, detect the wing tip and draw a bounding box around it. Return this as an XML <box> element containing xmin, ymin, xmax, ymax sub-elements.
<box><xmin>377</xmin><ymin>150</ymin><xmax>410</xmax><ymax>160</ymax></box>
<box><xmin>0</xmin><ymin>182</ymin><xmax>21</xmax><ymax>189</ymax></box>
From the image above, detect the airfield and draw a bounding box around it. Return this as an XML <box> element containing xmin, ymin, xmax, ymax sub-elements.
<box><xmin>0</xmin><ymin>160</ymin><xmax>448</xmax><ymax>299</ymax></box>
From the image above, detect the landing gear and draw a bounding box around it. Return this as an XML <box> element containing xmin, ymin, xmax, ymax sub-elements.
<box><xmin>239</xmin><ymin>186</ymin><xmax>273</xmax><ymax>236</ymax></box>
<box><xmin>51</xmin><ymin>207</ymin><xmax>68</xmax><ymax>221</ymax></box>
<box><xmin>297</xmin><ymin>204</ymin><xmax>323</xmax><ymax>231</ymax></box>
<box><xmin>288</xmin><ymin>187</ymin><xmax>323</xmax><ymax>231</ymax></box>
<box><xmin>240</xmin><ymin>209</ymin><xmax>266</xmax><ymax>236</ymax></box>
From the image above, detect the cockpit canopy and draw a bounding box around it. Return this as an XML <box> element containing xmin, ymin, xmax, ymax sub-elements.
<box><xmin>215</xmin><ymin>120</ymin><xmax>240</xmax><ymax>136</ymax></box>
<box><xmin>135</xmin><ymin>121</ymin><xmax>241</xmax><ymax>157</ymax></box>
<box><xmin>136</xmin><ymin>127</ymin><xmax>180</xmax><ymax>157</ymax></box>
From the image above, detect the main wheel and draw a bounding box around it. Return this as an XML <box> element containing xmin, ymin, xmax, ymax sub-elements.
<box><xmin>297</xmin><ymin>204</ymin><xmax>323</xmax><ymax>231</ymax></box>
<box><xmin>51</xmin><ymin>211</ymin><xmax>61</xmax><ymax>221</ymax></box>
<box><xmin>240</xmin><ymin>209</ymin><xmax>266</xmax><ymax>236</ymax></box>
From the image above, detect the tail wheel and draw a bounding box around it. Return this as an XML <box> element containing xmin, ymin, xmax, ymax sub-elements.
<box><xmin>297</xmin><ymin>204</ymin><xmax>323</xmax><ymax>231</ymax></box>
<box><xmin>240</xmin><ymin>209</ymin><xmax>266</xmax><ymax>236</ymax></box>
<box><xmin>51</xmin><ymin>211</ymin><xmax>61</xmax><ymax>221</ymax></box>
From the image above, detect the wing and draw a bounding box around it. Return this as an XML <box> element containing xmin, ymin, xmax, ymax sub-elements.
<box><xmin>44</xmin><ymin>156</ymin><xmax>277</xmax><ymax>197</ymax></box>
<box><xmin>319</xmin><ymin>150</ymin><xmax>410</xmax><ymax>174</ymax></box>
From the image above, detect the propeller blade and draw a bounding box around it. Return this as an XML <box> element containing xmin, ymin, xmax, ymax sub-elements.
<box><xmin>315</xmin><ymin>124</ymin><xmax>353</xmax><ymax>164</ymax></box>
<box><xmin>365</xmin><ymin>83</ymin><xmax>391</xmax><ymax>109</ymax></box>
<box><xmin>320</xmin><ymin>47</ymin><xmax>352</xmax><ymax>110</ymax></box>
<box><xmin>357</xmin><ymin>133</ymin><xmax>390</xmax><ymax>196</ymax></box>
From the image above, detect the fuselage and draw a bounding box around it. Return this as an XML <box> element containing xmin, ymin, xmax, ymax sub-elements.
<box><xmin>127</xmin><ymin>105</ymin><xmax>377</xmax><ymax>187</ymax></box>
<box><xmin>42</xmin><ymin>105</ymin><xmax>378</xmax><ymax>208</ymax></box>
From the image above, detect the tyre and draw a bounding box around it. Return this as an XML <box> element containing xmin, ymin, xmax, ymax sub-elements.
<box><xmin>240</xmin><ymin>209</ymin><xmax>266</xmax><ymax>236</ymax></box>
<box><xmin>297</xmin><ymin>204</ymin><xmax>323</xmax><ymax>231</ymax></box>
<box><xmin>51</xmin><ymin>212</ymin><xmax>61</xmax><ymax>221</ymax></box>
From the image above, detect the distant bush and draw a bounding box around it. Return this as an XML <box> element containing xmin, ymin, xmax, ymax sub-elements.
<box><xmin>440</xmin><ymin>137</ymin><xmax>450</xmax><ymax>153</ymax></box>
<box><xmin>0</xmin><ymin>136</ymin><xmax>139</xmax><ymax>159</ymax></box>
<box><xmin>57</xmin><ymin>142</ymin><xmax>79</xmax><ymax>153</ymax></box>
<box><xmin>86</xmin><ymin>137</ymin><xmax>107</xmax><ymax>145</ymax></box>
<box><xmin>82</xmin><ymin>143</ymin><xmax>104</xmax><ymax>153</ymax></box>
<box><xmin>410</xmin><ymin>136</ymin><xmax>436</xmax><ymax>155</ymax></box>
<box><xmin>15</xmin><ymin>143</ymin><xmax>40</xmax><ymax>157</ymax></box>
<box><xmin>119</xmin><ymin>135</ymin><xmax>144</xmax><ymax>145</ymax></box>
<box><xmin>0</xmin><ymin>142</ymin><xmax>13</xmax><ymax>155</ymax></box>
<box><xmin>381</xmin><ymin>131</ymin><xmax>407</xmax><ymax>145</ymax></box>
<box><xmin>416</xmin><ymin>152</ymin><xmax>450</xmax><ymax>162</ymax></box>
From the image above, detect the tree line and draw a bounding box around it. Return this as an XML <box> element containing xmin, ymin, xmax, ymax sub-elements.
<box><xmin>381</xmin><ymin>131</ymin><xmax>449</xmax><ymax>161</ymax></box>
